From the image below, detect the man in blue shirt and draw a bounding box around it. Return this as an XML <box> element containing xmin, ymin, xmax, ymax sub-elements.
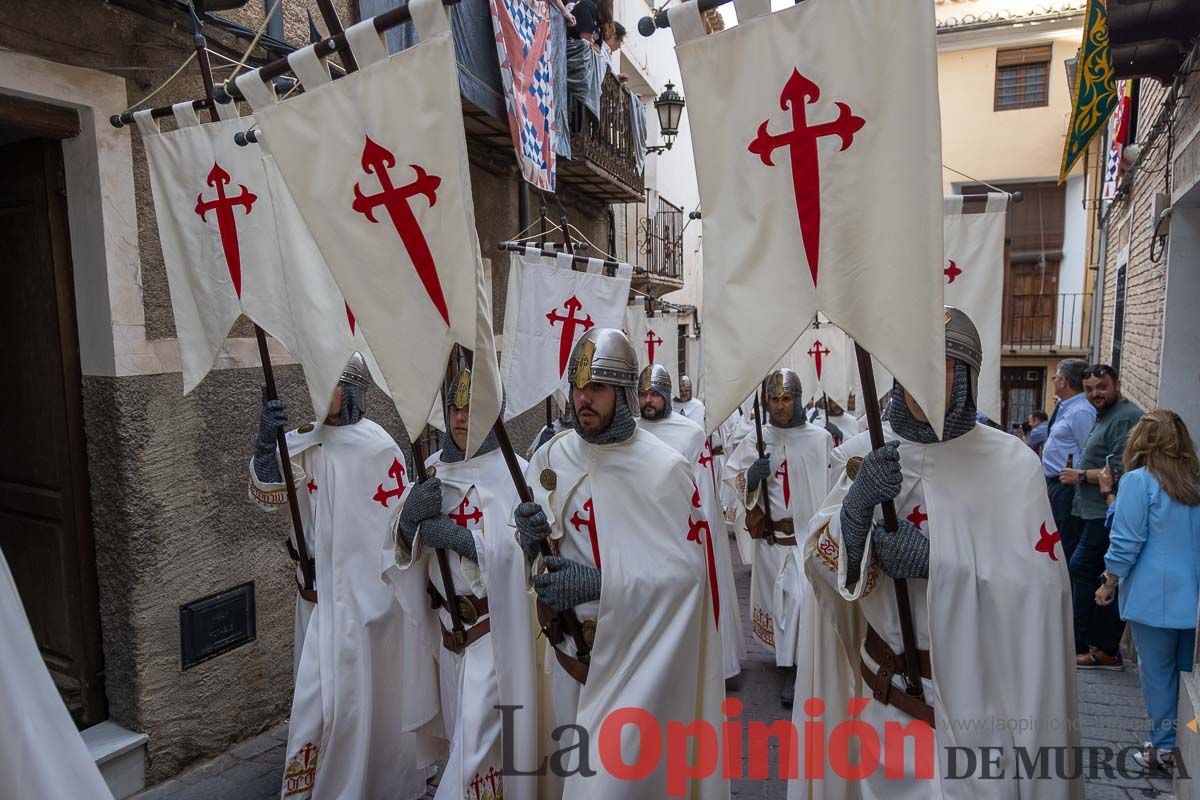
<box><xmin>1026</xmin><ymin>410</ymin><xmax>1049</xmax><ymax>453</ymax></box>
<box><xmin>1041</xmin><ymin>358</ymin><xmax>1096</xmax><ymax>562</ymax></box>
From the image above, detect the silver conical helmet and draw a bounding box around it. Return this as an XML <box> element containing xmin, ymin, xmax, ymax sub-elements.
<box><xmin>765</xmin><ymin>368</ymin><xmax>803</xmax><ymax>400</ymax></box>
<box><xmin>567</xmin><ymin>328</ymin><xmax>640</xmax><ymax>415</ymax></box>
<box><xmin>639</xmin><ymin>364</ymin><xmax>673</xmax><ymax>395</ymax></box>
<box><xmin>944</xmin><ymin>306</ymin><xmax>982</xmax><ymax>373</ymax></box>
<box><xmin>339</xmin><ymin>352</ymin><xmax>371</xmax><ymax>390</ymax></box>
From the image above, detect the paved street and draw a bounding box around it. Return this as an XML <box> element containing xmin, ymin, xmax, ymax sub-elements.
<box><xmin>135</xmin><ymin>533</ymin><xmax>1181</xmax><ymax>800</ymax></box>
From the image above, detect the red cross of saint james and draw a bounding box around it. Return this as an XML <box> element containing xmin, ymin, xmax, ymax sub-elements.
<box><xmin>448</xmin><ymin>495</ymin><xmax>483</xmax><ymax>528</ymax></box>
<box><xmin>345</xmin><ymin>302</ymin><xmax>357</xmax><ymax>336</ymax></box>
<box><xmin>306</xmin><ymin>479</ymin><xmax>317</xmax><ymax>494</ymax></box>
<box><xmin>906</xmin><ymin>505</ymin><xmax>928</xmax><ymax>530</ymax></box>
<box><xmin>372</xmin><ymin>458</ymin><xmax>407</xmax><ymax>508</ymax></box>
<box><xmin>570</xmin><ymin>497</ymin><xmax>601</xmax><ymax>568</ymax></box>
<box><xmin>807</xmin><ymin>339</ymin><xmax>831</xmax><ymax>380</ymax></box>
<box><xmin>194</xmin><ymin>163</ymin><xmax>257</xmax><ymax>299</ymax></box>
<box><xmin>748</xmin><ymin>70</ymin><xmax>866</xmax><ymax>286</ymax></box>
<box><xmin>645</xmin><ymin>329</ymin><xmax>664</xmax><ymax>363</ymax></box>
<box><xmin>688</xmin><ymin>484</ymin><xmax>721</xmax><ymax>626</ymax></box>
<box><xmin>351</xmin><ymin>136</ymin><xmax>449</xmax><ymax>325</ymax></box>
<box><xmin>775</xmin><ymin>460</ymin><xmax>791</xmax><ymax>508</ymax></box>
<box><xmin>1035</xmin><ymin>521</ymin><xmax>1061</xmax><ymax>561</ymax></box>
<box><xmin>546</xmin><ymin>294</ymin><xmax>594</xmax><ymax>377</ymax></box>
<box><xmin>944</xmin><ymin>259</ymin><xmax>962</xmax><ymax>284</ymax></box>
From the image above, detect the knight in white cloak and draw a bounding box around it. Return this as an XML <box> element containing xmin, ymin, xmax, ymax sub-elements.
<box><xmin>720</xmin><ymin>397</ymin><xmax>758</xmax><ymax>565</ymax></box>
<box><xmin>636</xmin><ymin>364</ymin><xmax>745</xmax><ymax>681</ymax></box>
<box><xmin>724</xmin><ymin>368</ymin><xmax>832</xmax><ymax>707</ymax></box>
<box><xmin>383</xmin><ymin>368</ymin><xmax>539</xmax><ymax>800</ymax></box>
<box><xmin>1</xmin><ymin>548</ymin><xmax>113</xmax><ymax>799</ymax></box>
<box><xmin>673</xmin><ymin>373</ymin><xmax>706</xmax><ymax>426</ymax></box>
<box><xmin>808</xmin><ymin>397</ymin><xmax>863</xmax><ymax>446</ymax></box>
<box><xmin>515</xmin><ymin>328</ymin><xmax>728</xmax><ymax>799</ymax></box>
<box><xmin>248</xmin><ymin>354</ymin><xmax>431</xmax><ymax>800</ymax></box>
<box><xmin>793</xmin><ymin>308</ymin><xmax>1081</xmax><ymax>799</ymax></box>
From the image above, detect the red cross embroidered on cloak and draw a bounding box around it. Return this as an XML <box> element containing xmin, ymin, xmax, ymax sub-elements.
<box><xmin>194</xmin><ymin>163</ymin><xmax>257</xmax><ymax>299</ymax></box>
<box><xmin>775</xmin><ymin>460</ymin><xmax>791</xmax><ymax>508</ymax></box>
<box><xmin>449</xmin><ymin>495</ymin><xmax>483</xmax><ymax>528</ymax></box>
<box><xmin>546</xmin><ymin>295</ymin><xmax>594</xmax><ymax>377</ymax></box>
<box><xmin>306</xmin><ymin>479</ymin><xmax>317</xmax><ymax>494</ymax></box>
<box><xmin>748</xmin><ymin>70</ymin><xmax>865</xmax><ymax>286</ymax></box>
<box><xmin>944</xmin><ymin>259</ymin><xmax>962</xmax><ymax>284</ymax></box>
<box><xmin>906</xmin><ymin>505</ymin><xmax>928</xmax><ymax>530</ymax></box>
<box><xmin>351</xmin><ymin>136</ymin><xmax>448</xmax><ymax>325</ymax></box>
<box><xmin>688</xmin><ymin>483</ymin><xmax>720</xmax><ymax>627</ymax></box>
<box><xmin>372</xmin><ymin>458</ymin><xmax>407</xmax><ymax>508</ymax></box>
<box><xmin>570</xmin><ymin>497</ymin><xmax>601</xmax><ymax>568</ymax></box>
<box><xmin>1035</xmin><ymin>521</ymin><xmax>1062</xmax><ymax>561</ymax></box>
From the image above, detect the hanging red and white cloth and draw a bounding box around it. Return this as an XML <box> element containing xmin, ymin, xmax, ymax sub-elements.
<box><xmin>943</xmin><ymin>193</ymin><xmax>1007</xmax><ymax>422</ymax></box>
<box><xmin>669</xmin><ymin>0</ymin><xmax>946</xmax><ymax>435</ymax></box>
<box><xmin>623</xmin><ymin>305</ymin><xmax>679</xmax><ymax>374</ymax></box>
<box><xmin>236</xmin><ymin>0</ymin><xmax>500</xmax><ymax>453</ymax></box>
<box><xmin>500</xmin><ymin>247</ymin><xmax>633</xmax><ymax>419</ymax></box>
<box><xmin>135</xmin><ymin>100</ymin><xmax>295</xmax><ymax>393</ymax></box>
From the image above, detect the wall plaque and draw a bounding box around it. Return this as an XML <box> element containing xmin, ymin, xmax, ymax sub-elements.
<box><xmin>179</xmin><ymin>581</ymin><xmax>256</xmax><ymax>670</ymax></box>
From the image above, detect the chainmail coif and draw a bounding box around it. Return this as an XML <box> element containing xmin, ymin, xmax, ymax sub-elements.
<box><xmin>887</xmin><ymin>362</ymin><xmax>977</xmax><ymax>444</ymax></box>
<box><xmin>769</xmin><ymin>403</ymin><xmax>807</xmax><ymax>429</ymax></box>
<box><xmin>572</xmin><ymin>390</ymin><xmax>637</xmax><ymax>445</ymax></box>
<box><xmin>329</xmin><ymin>382</ymin><xmax>366</xmax><ymax>427</ymax></box>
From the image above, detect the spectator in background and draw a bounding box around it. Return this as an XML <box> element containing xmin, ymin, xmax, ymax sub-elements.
<box><xmin>1062</xmin><ymin>364</ymin><xmax>1143</xmax><ymax>670</ymax></box>
<box><xmin>1042</xmin><ymin>358</ymin><xmax>1095</xmax><ymax>562</ymax></box>
<box><xmin>1095</xmin><ymin>410</ymin><xmax>1200</xmax><ymax>771</ymax></box>
<box><xmin>600</xmin><ymin>20</ymin><xmax>625</xmax><ymax>74</ymax></box>
<box><xmin>566</xmin><ymin>0</ymin><xmax>598</xmax><ymax>42</ymax></box>
<box><xmin>1026</xmin><ymin>409</ymin><xmax>1050</xmax><ymax>454</ymax></box>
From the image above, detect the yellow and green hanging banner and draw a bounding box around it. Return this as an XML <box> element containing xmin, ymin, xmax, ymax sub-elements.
<box><xmin>1059</xmin><ymin>0</ymin><xmax>1116</xmax><ymax>183</ymax></box>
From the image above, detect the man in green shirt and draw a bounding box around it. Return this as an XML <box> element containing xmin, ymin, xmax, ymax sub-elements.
<box><xmin>1059</xmin><ymin>363</ymin><xmax>1142</xmax><ymax>668</ymax></box>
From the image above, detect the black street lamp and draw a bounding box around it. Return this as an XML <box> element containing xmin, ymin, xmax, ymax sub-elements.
<box><xmin>647</xmin><ymin>82</ymin><xmax>685</xmax><ymax>154</ymax></box>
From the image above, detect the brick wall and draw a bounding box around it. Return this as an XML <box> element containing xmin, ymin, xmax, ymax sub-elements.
<box><xmin>1095</xmin><ymin>72</ymin><xmax>1197</xmax><ymax>412</ymax></box>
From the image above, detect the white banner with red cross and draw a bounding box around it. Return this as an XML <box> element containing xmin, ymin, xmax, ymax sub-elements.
<box><xmin>260</xmin><ymin>155</ymin><xmax>391</xmax><ymax>421</ymax></box>
<box><xmin>624</xmin><ymin>306</ymin><xmax>680</xmax><ymax>376</ymax></box>
<box><xmin>776</xmin><ymin>315</ymin><xmax>854</xmax><ymax>409</ymax></box>
<box><xmin>134</xmin><ymin>101</ymin><xmax>295</xmax><ymax>394</ymax></box>
<box><xmin>943</xmin><ymin>193</ymin><xmax>1006</xmax><ymax>422</ymax></box>
<box><xmin>670</xmin><ymin>0</ymin><xmax>946</xmax><ymax>435</ymax></box>
<box><xmin>237</xmin><ymin>0</ymin><xmax>501</xmax><ymax>454</ymax></box>
<box><xmin>500</xmin><ymin>247</ymin><xmax>633</xmax><ymax>419</ymax></box>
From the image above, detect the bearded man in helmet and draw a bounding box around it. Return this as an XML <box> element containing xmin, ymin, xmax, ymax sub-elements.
<box><xmin>516</xmin><ymin>328</ymin><xmax>728</xmax><ymax>799</ymax></box>
<box><xmin>724</xmin><ymin>367</ymin><xmax>833</xmax><ymax>707</ymax></box>
<box><xmin>791</xmin><ymin>307</ymin><xmax>1080</xmax><ymax>799</ymax></box>
<box><xmin>249</xmin><ymin>354</ymin><xmax>431</xmax><ymax>799</ymax></box>
<box><xmin>637</xmin><ymin>364</ymin><xmax>745</xmax><ymax>681</ymax></box>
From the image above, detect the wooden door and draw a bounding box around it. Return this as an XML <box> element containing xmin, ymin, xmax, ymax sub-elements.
<box><xmin>0</xmin><ymin>134</ymin><xmax>106</xmax><ymax>726</ymax></box>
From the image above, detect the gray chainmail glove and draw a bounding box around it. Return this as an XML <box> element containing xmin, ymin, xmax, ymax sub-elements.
<box><xmin>253</xmin><ymin>386</ymin><xmax>288</xmax><ymax>484</ymax></box>
<box><xmin>871</xmin><ymin>519</ymin><xmax>929</xmax><ymax>580</ymax></box>
<box><xmin>398</xmin><ymin>478</ymin><xmax>443</xmax><ymax>548</ymax></box>
<box><xmin>515</xmin><ymin>501</ymin><xmax>551</xmax><ymax>560</ymax></box>
<box><xmin>840</xmin><ymin>441</ymin><xmax>902</xmax><ymax>589</ymax></box>
<box><xmin>746</xmin><ymin>454</ymin><xmax>772</xmax><ymax>491</ymax></box>
<box><xmin>418</xmin><ymin>515</ymin><xmax>479</xmax><ymax>562</ymax></box>
<box><xmin>825</xmin><ymin>421</ymin><xmax>844</xmax><ymax>443</ymax></box>
<box><xmin>534</xmin><ymin>556</ymin><xmax>601</xmax><ymax>611</ymax></box>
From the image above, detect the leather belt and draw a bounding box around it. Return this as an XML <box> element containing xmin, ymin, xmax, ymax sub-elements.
<box><xmin>427</xmin><ymin>583</ymin><xmax>491</xmax><ymax>655</ymax></box>
<box><xmin>441</xmin><ymin>618</ymin><xmax>491</xmax><ymax>655</ymax></box>
<box><xmin>537</xmin><ymin>600</ymin><xmax>593</xmax><ymax>685</ymax></box>
<box><xmin>773</xmin><ymin>535</ymin><xmax>798</xmax><ymax>547</ymax></box>
<box><xmin>860</xmin><ymin>626</ymin><xmax>934</xmax><ymax>727</ymax></box>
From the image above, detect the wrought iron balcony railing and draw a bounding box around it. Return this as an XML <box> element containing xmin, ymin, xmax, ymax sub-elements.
<box><xmin>564</xmin><ymin>71</ymin><xmax>645</xmax><ymax>203</ymax></box>
<box><xmin>612</xmin><ymin>192</ymin><xmax>684</xmax><ymax>283</ymax></box>
<box><xmin>1002</xmin><ymin>292</ymin><xmax>1091</xmax><ymax>352</ymax></box>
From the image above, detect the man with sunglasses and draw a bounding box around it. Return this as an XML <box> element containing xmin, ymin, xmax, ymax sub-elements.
<box><xmin>1060</xmin><ymin>363</ymin><xmax>1143</xmax><ymax>669</ymax></box>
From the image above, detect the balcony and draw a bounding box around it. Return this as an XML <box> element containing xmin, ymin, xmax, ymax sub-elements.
<box><xmin>1002</xmin><ymin>292</ymin><xmax>1091</xmax><ymax>353</ymax></box>
<box><xmin>612</xmin><ymin>191</ymin><xmax>685</xmax><ymax>296</ymax></box>
<box><xmin>562</xmin><ymin>72</ymin><xmax>645</xmax><ymax>203</ymax></box>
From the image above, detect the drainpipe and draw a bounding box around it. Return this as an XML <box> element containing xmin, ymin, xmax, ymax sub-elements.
<box><xmin>265</xmin><ymin>0</ymin><xmax>284</xmax><ymax>42</ymax></box>
<box><xmin>1089</xmin><ymin>222</ymin><xmax>1108</xmax><ymax>363</ymax></box>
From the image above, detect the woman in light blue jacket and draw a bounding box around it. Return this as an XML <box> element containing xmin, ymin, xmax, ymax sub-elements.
<box><xmin>1097</xmin><ymin>409</ymin><xmax>1200</xmax><ymax>771</ymax></box>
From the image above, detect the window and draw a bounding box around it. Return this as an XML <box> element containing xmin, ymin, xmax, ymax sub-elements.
<box><xmin>1112</xmin><ymin>264</ymin><xmax>1127</xmax><ymax>374</ymax></box>
<box><xmin>995</xmin><ymin>45</ymin><xmax>1052</xmax><ymax>110</ymax></box>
